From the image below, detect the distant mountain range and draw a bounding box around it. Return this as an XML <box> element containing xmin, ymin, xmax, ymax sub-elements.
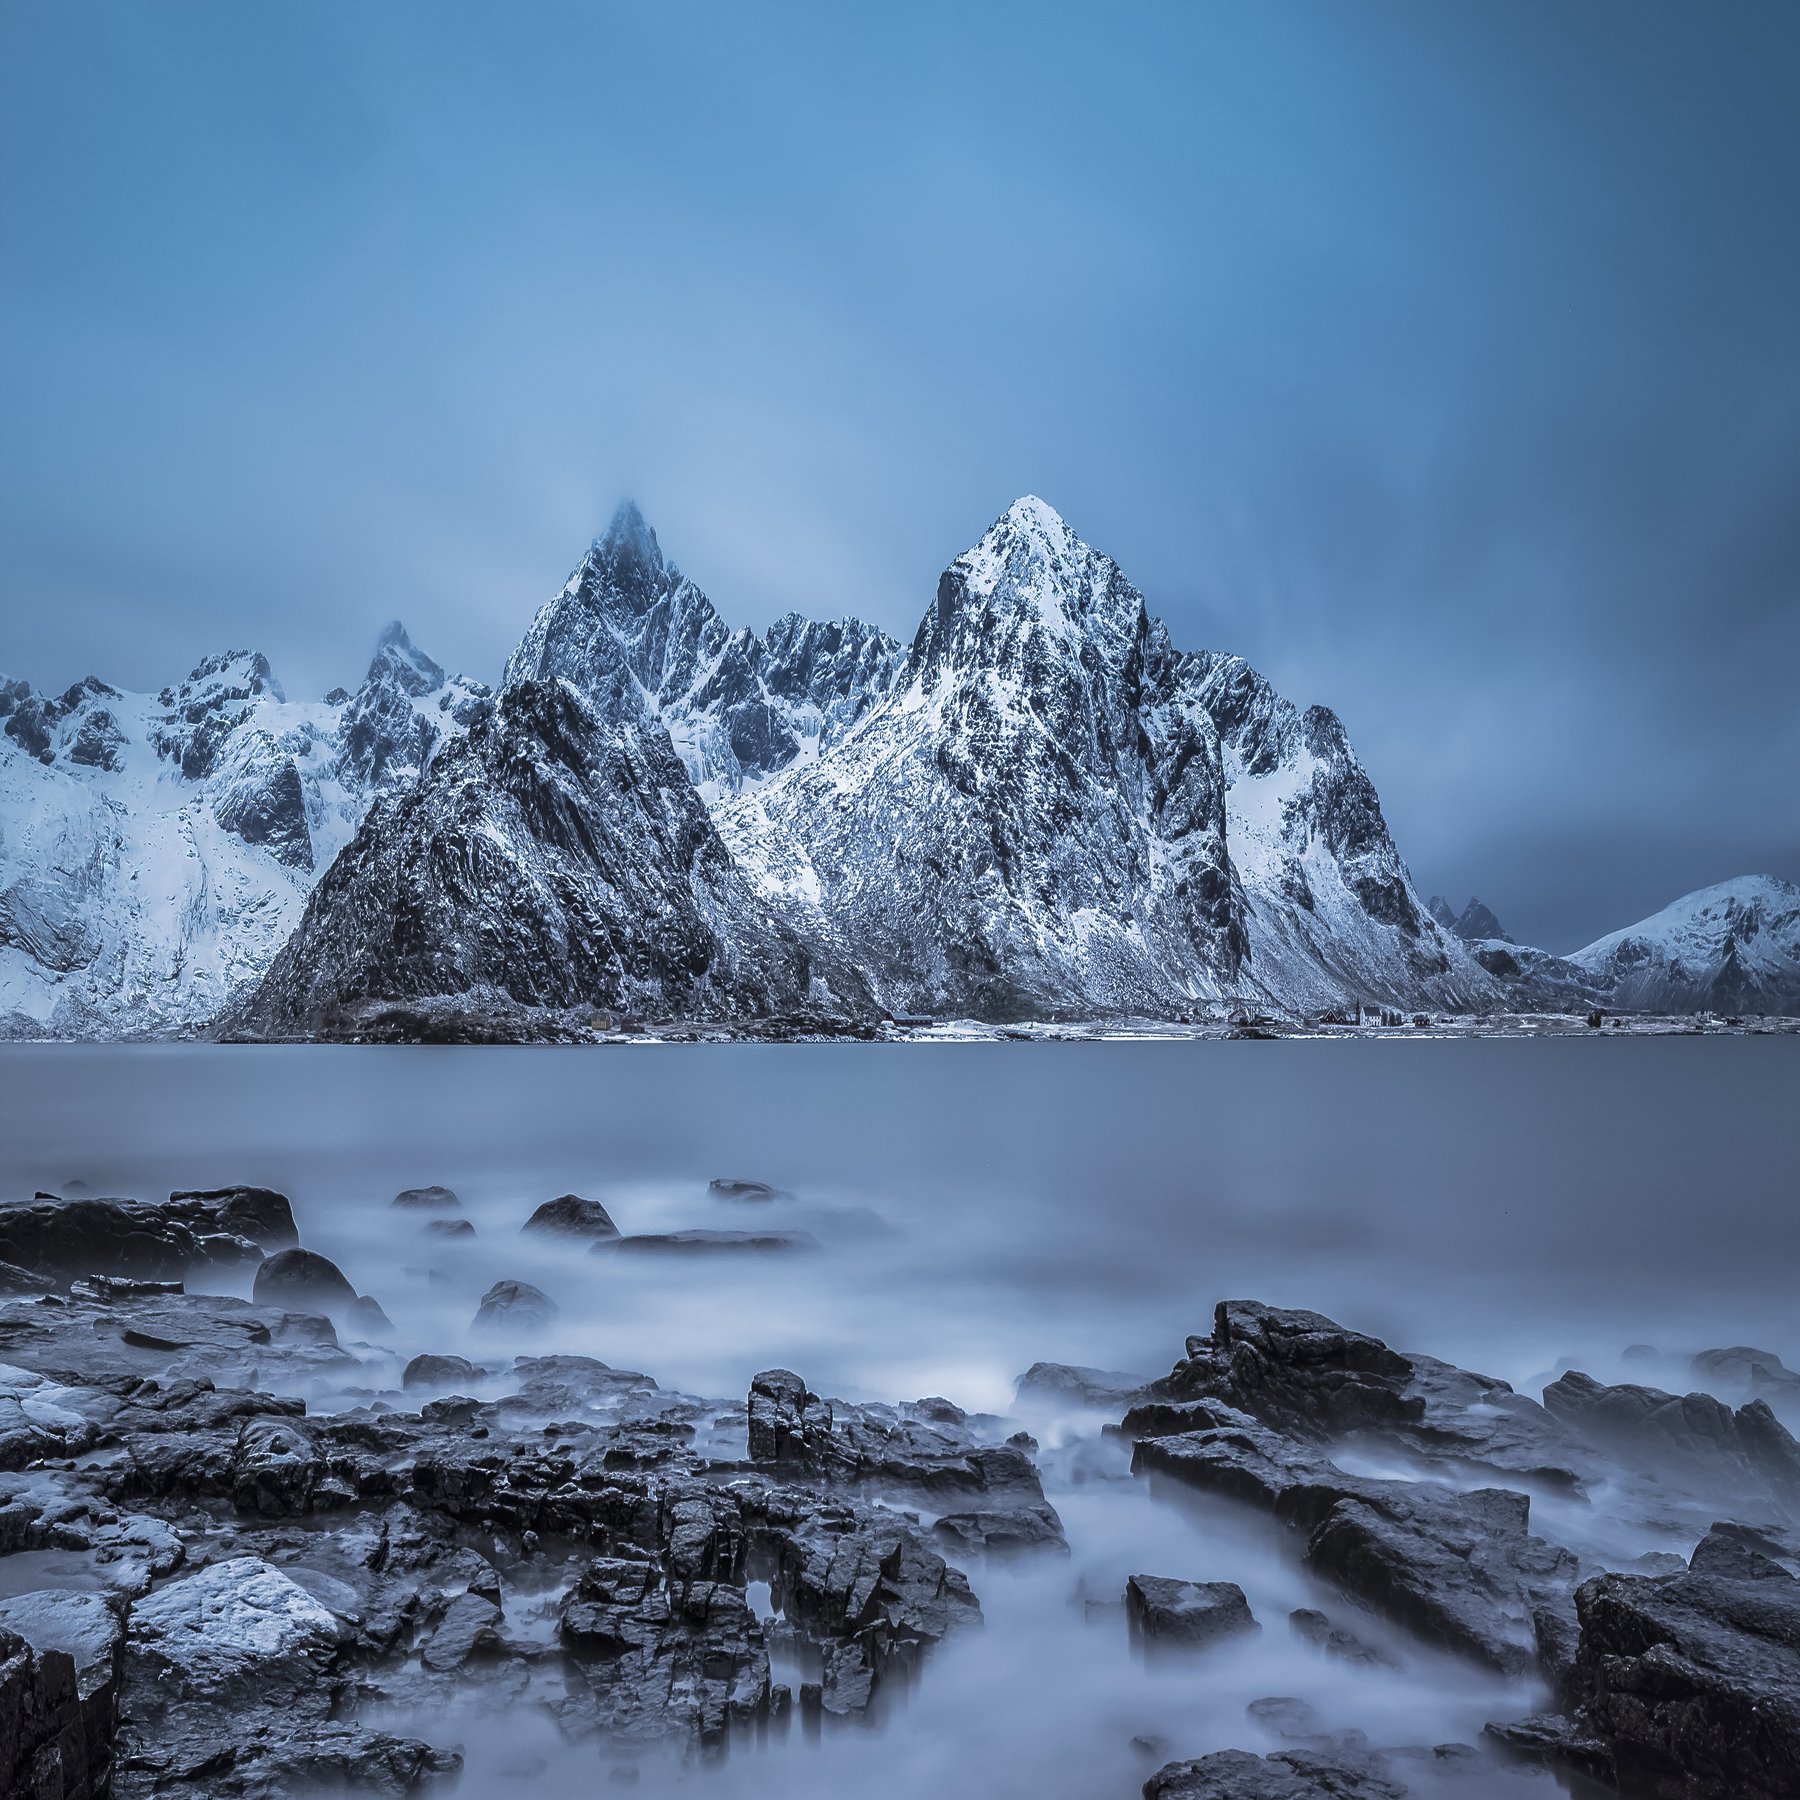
<box><xmin>4</xmin><ymin>499</ymin><xmax>1797</xmax><ymax>1036</ymax></box>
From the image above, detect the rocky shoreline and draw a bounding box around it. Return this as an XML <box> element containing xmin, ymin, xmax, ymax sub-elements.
<box><xmin>2</xmin><ymin>1189</ymin><xmax>1796</xmax><ymax>1798</ymax></box>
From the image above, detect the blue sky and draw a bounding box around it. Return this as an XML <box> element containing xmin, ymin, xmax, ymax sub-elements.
<box><xmin>2</xmin><ymin>1</ymin><xmax>1796</xmax><ymax>950</ymax></box>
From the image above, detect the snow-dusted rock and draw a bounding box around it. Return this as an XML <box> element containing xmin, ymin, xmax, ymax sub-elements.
<box><xmin>506</xmin><ymin>501</ymin><xmax>902</xmax><ymax>801</ymax></box>
<box><xmin>240</xmin><ymin>676</ymin><xmax>869</xmax><ymax>1032</ymax></box>
<box><xmin>1568</xmin><ymin>875</ymin><xmax>1800</xmax><ymax>1014</ymax></box>
<box><xmin>0</xmin><ymin>625</ymin><xmax>483</xmax><ymax>1039</ymax></box>
<box><xmin>721</xmin><ymin>498</ymin><xmax>1484</xmax><ymax>1017</ymax></box>
<box><xmin>127</xmin><ymin>1557</ymin><xmax>340</xmax><ymax>1696</ymax></box>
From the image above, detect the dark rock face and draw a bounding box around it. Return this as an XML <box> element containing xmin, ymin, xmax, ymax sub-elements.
<box><xmin>1557</xmin><ymin>1555</ymin><xmax>1800</xmax><ymax>1800</ymax></box>
<box><xmin>1129</xmin><ymin>1306</ymin><xmax>1585</xmax><ymax>1676</ymax></box>
<box><xmin>0</xmin><ymin>1189</ymin><xmax>295</xmax><ymax>1289</ymax></box>
<box><xmin>1154</xmin><ymin>1299</ymin><xmax>1591</xmax><ymax>1491</ymax></box>
<box><xmin>746</xmin><ymin>1368</ymin><xmax>1052</xmax><ymax>1508</ymax></box>
<box><xmin>1126</xmin><ymin>1575</ymin><xmax>1259</xmax><ymax>1653</ymax></box>
<box><xmin>212</xmin><ymin>749</ymin><xmax>315</xmax><ymax>871</ymax></box>
<box><xmin>0</xmin><ymin>1596</ymin><xmax>122</xmax><ymax>1800</ymax></box>
<box><xmin>522</xmin><ymin>1195</ymin><xmax>619</xmax><ymax>1240</ymax></box>
<box><xmin>471</xmin><ymin>1279</ymin><xmax>557</xmax><ymax>1332</ymax></box>
<box><xmin>242</xmin><ymin>677</ymin><xmax>866</xmax><ymax>1033</ymax></box>
<box><xmin>251</xmin><ymin>1249</ymin><xmax>358</xmax><ymax>1315</ymax></box>
<box><xmin>505</xmin><ymin>502</ymin><xmax>904</xmax><ymax>800</ymax></box>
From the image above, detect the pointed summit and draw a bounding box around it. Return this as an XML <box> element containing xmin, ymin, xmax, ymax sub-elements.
<box><xmin>593</xmin><ymin>498</ymin><xmax>665</xmax><ymax>572</ymax></box>
<box><xmin>365</xmin><ymin>620</ymin><xmax>445</xmax><ymax>696</ymax></box>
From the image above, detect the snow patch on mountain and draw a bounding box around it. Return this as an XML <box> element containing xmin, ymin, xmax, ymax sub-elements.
<box><xmin>1569</xmin><ymin>875</ymin><xmax>1800</xmax><ymax>1013</ymax></box>
<box><xmin>0</xmin><ymin>630</ymin><xmax>487</xmax><ymax>1038</ymax></box>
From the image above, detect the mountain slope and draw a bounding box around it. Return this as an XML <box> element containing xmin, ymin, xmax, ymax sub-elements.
<box><xmin>1568</xmin><ymin>875</ymin><xmax>1800</xmax><ymax>1013</ymax></box>
<box><xmin>0</xmin><ymin>631</ymin><xmax>486</xmax><ymax>1038</ymax></box>
<box><xmin>506</xmin><ymin>503</ymin><xmax>903</xmax><ymax>801</ymax></box>
<box><xmin>719</xmin><ymin>499</ymin><xmax>1485</xmax><ymax>1018</ymax></box>
<box><xmin>241</xmin><ymin>677</ymin><xmax>865</xmax><ymax>1034</ymax></box>
<box><xmin>718</xmin><ymin>499</ymin><xmax>1247</xmax><ymax>1018</ymax></box>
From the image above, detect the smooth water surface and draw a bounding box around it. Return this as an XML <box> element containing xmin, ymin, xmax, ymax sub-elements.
<box><xmin>1</xmin><ymin>1039</ymin><xmax>1794</xmax><ymax>1796</ymax></box>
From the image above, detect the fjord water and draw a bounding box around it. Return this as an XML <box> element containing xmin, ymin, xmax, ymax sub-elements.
<box><xmin>2</xmin><ymin>1039</ymin><xmax>1795</xmax><ymax>1795</ymax></box>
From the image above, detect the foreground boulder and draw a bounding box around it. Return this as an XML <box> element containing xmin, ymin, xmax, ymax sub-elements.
<box><xmin>522</xmin><ymin>1195</ymin><xmax>618</xmax><ymax>1240</ymax></box>
<box><xmin>0</xmin><ymin>1188</ymin><xmax>297</xmax><ymax>1290</ymax></box>
<box><xmin>1126</xmin><ymin>1575</ymin><xmax>1257</xmax><ymax>1654</ymax></box>
<box><xmin>1490</xmin><ymin>1529</ymin><xmax>1800</xmax><ymax>1800</ymax></box>
<box><xmin>251</xmin><ymin>1248</ymin><xmax>357</xmax><ymax>1314</ymax></box>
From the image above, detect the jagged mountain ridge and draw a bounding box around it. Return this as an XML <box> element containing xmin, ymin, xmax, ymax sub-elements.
<box><xmin>242</xmin><ymin>676</ymin><xmax>864</xmax><ymax>1033</ymax></box>
<box><xmin>720</xmin><ymin>498</ymin><xmax>1485</xmax><ymax>1017</ymax></box>
<box><xmin>0</xmin><ymin>628</ymin><xmax>488</xmax><ymax>1037</ymax></box>
<box><xmin>10</xmin><ymin>498</ymin><xmax>1792</xmax><ymax>1034</ymax></box>
<box><xmin>506</xmin><ymin>503</ymin><xmax>905</xmax><ymax>802</ymax></box>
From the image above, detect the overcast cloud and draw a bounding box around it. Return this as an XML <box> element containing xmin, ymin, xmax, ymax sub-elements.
<box><xmin>2</xmin><ymin>1</ymin><xmax>1796</xmax><ymax>952</ymax></box>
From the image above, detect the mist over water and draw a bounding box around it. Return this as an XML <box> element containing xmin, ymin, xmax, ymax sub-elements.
<box><xmin>2</xmin><ymin>1039</ymin><xmax>1794</xmax><ymax>1795</ymax></box>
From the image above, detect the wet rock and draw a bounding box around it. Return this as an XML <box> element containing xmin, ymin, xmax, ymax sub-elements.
<box><xmin>931</xmin><ymin>1501</ymin><xmax>1068</xmax><ymax>1554</ymax></box>
<box><xmin>522</xmin><ymin>1194</ymin><xmax>619</xmax><ymax>1240</ymax></box>
<box><xmin>0</xmin><ymin>1194</ymin><xmax>281</xmax><ymax>1289</ymax></box>
<box><xmin>252</xmin><ymin>1247</ymin><xmax>358</xmax><ymax>1315</ymax></box>
<box><xmin>1303</xmin><ymin>1485</ymin><xmax>1574</xmax><ymax>1677</ymax></box>
<box><xmin>403</xmin><ymin>1353</ymin><xmax>481</xmax><ymax>1393</ymax></box>
<box><xmin>164</xmin><ymin>1187</ymin><xmax>299</xmax><ymax>1251</ymax></box>
<box><xmin>425</xmin><ymin>1218</ymin><xmax>473</xmax><ymax>1239</ymax></box>
<box><xmin>1133</xmin><ymin>1419</ymin><xmax>1576</xmax><ymax>1675</ymax></box>
<box><xmin>746</xmin><ymin>1370</ymin><xmax>1044</xmax><ymax>1501</ymax></box>
<box><xmin>748</xmin><ymin>1369</ymin><xmax>832</xmax><ymax>1467</ymax></box>
<box><xmin>1691</xmin><ymin>1345</ymin><xmax>1800</xmax><ymax>1410</ymax></box>
<box><xmin>471</xmin><ymin>1280</ymin><xmax>557</xmax><ymax>1332</ymax></box>
<box><xmin>1156</xmin><ymin>1300</ymin><xmax>1591</xmax><ymax>1492</ymax></box>
<box><xmin>594</xmin><ymin>1230</ymin><xmax>818</xmax><ymax>1256</ymax></box>
<box><xmin>1560</xmin><ymin>1557</ymin><xmax>1800</xmax><ymax>1800</ymax></box>
<box><xmin>708</xmin><ymin>1178</ymin><xmax>788</xmax><ymax>1202</ymax></box>
<box><xmin>419</xmin><ymin>1591</ymin><xmax>504</xmax><ymax>1672</ymax></box>
<box><xmin>1288</xmin><ymin>1607</ymin><xmax>1399</xmax><ymax>1668</ymax></box>
<box><xmin>1144</xmin><ymin>1747</ymin><xmax>1410</xmax><ymax>1798</ymax></box>
<box><xmin>392</xmin><ymin>1186</ymin><xmax>460</xmax><ymax>1212</ymax></box>
<box><xmin>1126</xmin><ymin>1574</ymin><xmax>1258</xmax><ymax>1654</ymax></box>
<box><xmin>1687</xmin><ymin>1520</ymin><xmax>1796</xmax><ymax>1581</ymax></box>
<box><xmin>0</xmin><ymin>1590</ymin><xmax>122</xmax><ymax>1799</ymax></box>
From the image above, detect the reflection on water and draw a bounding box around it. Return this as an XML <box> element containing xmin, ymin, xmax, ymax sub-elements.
<box><xmin>1</xmin><ymin>1039</ymin><xmax>1793</xmax><ymax>1795</ymax></box>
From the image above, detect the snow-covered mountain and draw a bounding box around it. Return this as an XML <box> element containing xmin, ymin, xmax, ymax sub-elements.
<box><xmin>242</xmin><ymin>676</ymin><xmax>866</xmax><ymax>1035</ymax></box>
<box><xmin>11</xmin><ymin>497</ymin><xmax>1792</xmax><ymax>1036</ymax></box>
<box><xmin>0</xmin><ymin>628</ymin><xmax>487</xmax><ymax>1037</ymax></box>
<box><xmin>1566</xmin><ymin>875</ymin><xmax>1800</xmax><ymax>1014</ymax></box>
<box><xmin>719</xmin><ymin>498</ymin><xmax>1485</xmax><ymax>1017</ymax></box>
<box><xmin>506</xmin><ymin>503</ymin><xmax>904</xmax><ymax>803</ymax></box>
